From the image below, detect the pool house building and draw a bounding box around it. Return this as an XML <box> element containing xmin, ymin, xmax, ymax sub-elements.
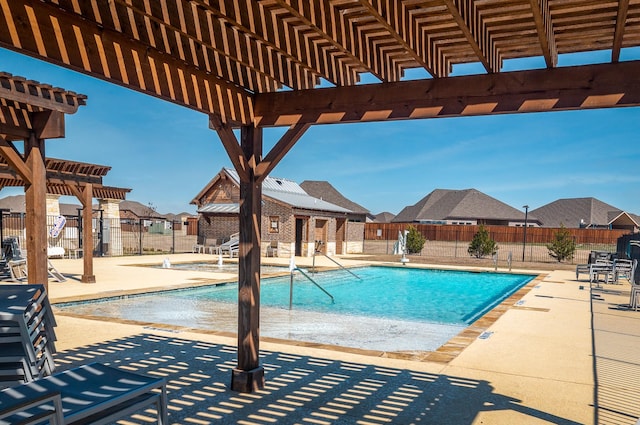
<box><xmin>191</xmin><ymin>168</ymin><xmax>367</xmax><ymax>257</ymax></box>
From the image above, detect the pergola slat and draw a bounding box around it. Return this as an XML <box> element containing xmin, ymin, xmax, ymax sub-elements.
<box><xmin>0</xmin><ymin>0</ymin><xmax>254</xmax><ymax>125</ymax></box>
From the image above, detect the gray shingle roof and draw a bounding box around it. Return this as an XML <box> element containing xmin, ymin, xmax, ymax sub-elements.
<box><xmin>392</xmin><ymin>189</ymin><xmax>529</xmax><ymax>223</ymax></box>
<box><xmin>373</xmin><ymin>212</ymin><xmax>396</xmax><ymax>223</ymax></box>
<box><xmin>299</xmin><ymin>181</ymin><xmax>369</xmax><ymax>215</ymax></box>
<box><xmin>530</xmin><ymin>197</ymin><xmax>627</xmax><ymax>228</ymax></box>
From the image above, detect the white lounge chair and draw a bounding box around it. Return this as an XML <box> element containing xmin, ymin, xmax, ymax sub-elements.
<box><xmin>219</xmin><ymin>233</ymin><xmax>239</xmax><ymax>258</ymax></box>
<box><xmin>6</xmin><ymin>259</ymin><xmax>66</xmax><ymax>283</ymax></box>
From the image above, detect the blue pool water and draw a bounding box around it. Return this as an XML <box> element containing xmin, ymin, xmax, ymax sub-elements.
<box><xmin>57</xmin><ymin>266</ymin><xmax>534</xmax><ymax>352</ymax></box>
<box><xmin>169</xmin><ymin>266</ymin><xmax>533</xmax><ymax>325</ymax></box>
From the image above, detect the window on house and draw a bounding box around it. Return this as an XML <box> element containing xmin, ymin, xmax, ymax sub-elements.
<box><xmin>269</xmin><ymin>216</ymin><xmax>279</xmax><ymax>233</ymax></box>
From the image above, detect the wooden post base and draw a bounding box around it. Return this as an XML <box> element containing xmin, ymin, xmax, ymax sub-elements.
<box><xmin>230</xmin><ymin>367</ymin><xmax>265</xmax><ymax>393</ymax></box>
<box><xmin>81</xmin><ymin>274</ymin><xmax>96</xmax><ymax>283</ymax></box>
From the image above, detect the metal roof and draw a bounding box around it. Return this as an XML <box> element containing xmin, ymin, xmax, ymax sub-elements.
<box><xmin>200</xmin><ymin>168</ymin><xmax>351</xmax><ymax>214</ymax></box>
<box><xmin>198</xmin><ymin>203</ymin><xmax>239</xmax><ymax>214</ymax></box>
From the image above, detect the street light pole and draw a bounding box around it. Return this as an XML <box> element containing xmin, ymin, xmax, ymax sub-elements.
<box><xmin>522</xmin><ymin>205</ymin><xmax>529</xmax><ymax>262</ymax></box>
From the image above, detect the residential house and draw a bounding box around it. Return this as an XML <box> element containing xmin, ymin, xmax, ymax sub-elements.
<box><xmin>191</xmin><ymin>168</ymin><xmax>362</xmax><ymax>257</ymax></box>
<box><xmin>299</xmin><ymin>181</ymin><xmax>370</xmax><ymax>221</ymax></box>
<box><xmin>373</xmin><ymin>212</ymin><xmax>396</xmax><ymax>223</ymax></box>
<box><xmin>531</xmin><ymin>197</ymin><xmax>639</xmax><ymax>231</ymax></box>
<box><xmin>392</xmin><ymin>188</ymin><xmax>539</xmax><ymax>227</ymax></box>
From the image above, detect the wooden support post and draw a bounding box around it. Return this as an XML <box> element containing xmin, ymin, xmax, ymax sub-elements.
<box><xmin>230</xmin><ymin>125</ymin><xmax>265</xmax><ymax>392</ymax></box>
<box><xmin>24</xmin><ymin>134</ymin><xmax>48</xmax><ymax>287</ymax></box>
<box><xmin>212</xmin><ymin>115</ymin><xmax>309</xmax><ymax>392</ymax></box>
<box><xmin>81</xmin><ymin>183</ymin><xmax>95</xmax><ymax>283</ymax></box>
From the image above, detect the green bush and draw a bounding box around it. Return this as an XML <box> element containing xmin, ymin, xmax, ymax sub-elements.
<box><xmin>405</xmin><ymin>225</ymin><xmax>426</xmax><ymax>254</ymax></box>
<box><xmin>547</xmin><ymin>224</ymin><xmax>576</xmax><ymax>262</ymax></box>
<box><xmin>468</xmin><ymin>225</ymin><xmax>498</xmax><ymax>258</ymax></box>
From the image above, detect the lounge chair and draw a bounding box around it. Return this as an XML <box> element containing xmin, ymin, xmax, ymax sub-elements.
<box><xmin>6</xmin><ymin>259</ymin><xmax>66</xmax><ymax>283</ymax></box>
<box><xmin>627</xmin><ymin>260</ymin><xmax>639</xmax><ymax>310</ymax></box>
<box><xmin>0</xmin><ymin>362</ymin><xmax>168</xmax><ymax>424</ymax></box>
<box><xmin>591</xmin><ymin>259</ymin><xmax>615</xmax><ymax>285</ymax></box>
<box><xmin>0</xmin><ymin>284</ymin><xmax>57</xmax><ymax>387</ymax></box>
<box><xmin>613</xmin><ymin>259</ymin><xmax>634</xmax><ymax>283</ymax></box>
<box><xmin>219</xmin><ymin>233</ymin><xmax>239</xmax><ymax>258</ymax></box>
<box><xmin>206</xmin><ymin>238</ymin><xmax>220</xmax><ymax>255</ymax></box>
<box><xmin>192</xmin><ymin>236</ymin><xmax>205</xmax><ymax>253</ymax></box>
<box><xmin>7</xmin><ymin>258</ymin><xmax>28</xmax><ymax>282</ymax></box>
<box><xmin>575</xmin><ymin>258</ymin><xmax>614</xmax><ymax>286</ymax></box>
<box><xmin>0</xmin><ymin>388</ymin><xmax>63</xmax><ymax>425</ymax></box>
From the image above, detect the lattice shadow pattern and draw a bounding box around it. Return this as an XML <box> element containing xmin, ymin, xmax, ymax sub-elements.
<box><xmin>53</xmin><ymin>334</ymin><xmax>580</xmax><ymax>425</ymax></box>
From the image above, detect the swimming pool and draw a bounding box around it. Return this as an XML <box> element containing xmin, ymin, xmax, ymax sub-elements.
<box><xmin>57</xmin><ymin>266</ymin><xmax>534</xmax><ymax>352</ymax></box>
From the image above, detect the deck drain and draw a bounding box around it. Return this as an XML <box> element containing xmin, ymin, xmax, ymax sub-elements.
<box><xmin>516</xmin><ymin>300</ymin><xmax>526</xmax><ymax>306</ymax></box>
<box><xmin>143</xmin><ymin>326</ymin><xmax>182</xmax><ymax>333</ymax></box>
<box><xmin>478</xmin><ymin>331</ymin><xmax>494</xmax><ymax>340</ymax></box>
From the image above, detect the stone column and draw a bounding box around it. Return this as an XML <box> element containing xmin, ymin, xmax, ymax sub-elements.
<box><xmin>45</xmin><ymin>194</ymin><xmax>61</xmax><ymax>216</ymax></box>
<box><xmin>46</xmin><ymin>193</ymin><xmax>62</xmax><ymax>251</ymax></box>
<box><xmin>98</xmin><ymin>198</ymin><xmax>123</xmax><ymax>256</ymax></box>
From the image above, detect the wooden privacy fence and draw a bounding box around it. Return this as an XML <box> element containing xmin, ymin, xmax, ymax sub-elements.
<box><xmin>364</xmin><ymin>223</ymin><xmax>632</xmax><ymax>263</ymax></box>
<box><xmin>365</xmin><ymin>223</ymin><xmax>628</xmax><ymax>244</ymax></box>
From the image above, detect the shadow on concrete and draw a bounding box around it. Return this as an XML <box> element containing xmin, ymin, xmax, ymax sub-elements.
<box><xmin>53</xmin><ymin>333</ymin><xmax>582</xmax><ymax>424</ymax></box>
<box><xmin>592</xmin><ymin>286</ymin><xmax>640</xmax><ymax>425</ymax></box>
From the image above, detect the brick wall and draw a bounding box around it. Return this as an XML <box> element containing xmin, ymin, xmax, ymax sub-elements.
<box><xmin>346</xmin><ymin>221</ymin><xmax>364</xmax><ymax>253</ymax></box>
<box><xmin>198</xmin><ymin>215</ymin><xmax>238</xmax><ymax>244</ymax></box>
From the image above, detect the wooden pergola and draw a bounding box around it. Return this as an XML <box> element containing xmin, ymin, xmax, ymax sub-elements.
<box><xmin>2</xmin><ymin>0</ymin><xmax>640</xmax><ymax>392</ymax></box>
<box><xmin>0</xmin><ymin>71</ymin><xmax>130</xmax><ymax>286</ymax></box>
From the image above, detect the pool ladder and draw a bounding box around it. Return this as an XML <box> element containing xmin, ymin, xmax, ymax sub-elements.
<box><xmin>289</xmin><ymin>267</ymin><xmax>334</xmax><ymax>309</ymax></box>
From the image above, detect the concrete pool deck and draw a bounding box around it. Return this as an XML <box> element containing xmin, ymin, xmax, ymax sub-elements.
<box><xmin>19</xmin><ymin>254</ymin><xmax>640</xmax><ymax>424</ymax></box>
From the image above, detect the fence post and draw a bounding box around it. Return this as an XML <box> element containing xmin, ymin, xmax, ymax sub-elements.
<box><xmin>172</xmin><ymin>220</ymin><xmax>176</xmax><ymax>254</ymax></box>
<box><xmin>455</xmin><ymin>229</ymin><xmax>459</xmax><ymax>258</ymax></box>
<box><xmin>138</xmin><ymin>218</ymin><xmax>143</xmax><ymax>256</ymax></box>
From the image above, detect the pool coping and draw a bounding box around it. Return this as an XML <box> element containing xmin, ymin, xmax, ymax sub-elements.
<box><xmin>52</xmin><ymin>264</ymin><xmax>547</xmax><ymax>365</ymax></box>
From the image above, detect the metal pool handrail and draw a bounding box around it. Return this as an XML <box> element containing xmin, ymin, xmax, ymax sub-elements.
<box><xmin>289</xmin><ymin>267</ymin><xmax>334</xmax><ymax>309</ymax></box>
<box><xmin>311</xmin><ymin>244</ymin><xmax>361</xmax><ymax>280</ymax></box>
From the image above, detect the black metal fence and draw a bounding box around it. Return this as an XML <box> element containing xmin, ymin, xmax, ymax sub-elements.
<box><xmin>1</xmin><ymin>213</ymin><xmax>198</xmax><ymax>257</ymax></box>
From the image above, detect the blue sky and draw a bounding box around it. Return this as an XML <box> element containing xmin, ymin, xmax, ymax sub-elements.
<box><xmin>1</xmin><ymin>47</ymin><xmax>639</xmax><ymax>217</ymax></box>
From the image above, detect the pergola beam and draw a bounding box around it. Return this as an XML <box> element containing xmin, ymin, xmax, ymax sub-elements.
<box><xmin>254</xmin><ymin>61</ymin><xmax>640</xmax><ymax>126</ymax></box>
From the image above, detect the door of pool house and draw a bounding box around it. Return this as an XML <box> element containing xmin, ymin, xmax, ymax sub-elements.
<box><xmin>295</xmin><ymin>218</ymin><xmax>305</xmax><ymax>256</ymax></box>
<box><xmin>335</xmin><ymin>218</ymin><xmax>346</xmax><ymax>255</ymax></box>
<box><xmin>314</xmin><ymin>219</ymin><xmax>328</xmax><ymax>254</ymax></box>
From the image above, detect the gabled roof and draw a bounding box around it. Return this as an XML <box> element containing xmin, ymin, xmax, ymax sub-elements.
<box><xmin>195</xmin><ymin>168</ymin><xmax>350</xmax><ymax>214</ymax></box>
<box><xmin>373</xmin><ymin>212</ymin><xmax>396</xmax><ymax>223</ymax></box>
<box><xmin>119</xmin><ymin>200</ymin><xmax>165</xmax><ymax>219</ymax></box>
<box><xmin>392</xmin><ymin>189</ymin><xmax>530</xmax><ymax>223</ymax></box>
<box><xmin>531</xmin><ymin>198</ymin><xmax>638</xmax><ymax>228</ymax></box>
<box><xmin>299</xmin><ymin>181</ymin><xmax>369</xmax><ymax>215</ymax></box>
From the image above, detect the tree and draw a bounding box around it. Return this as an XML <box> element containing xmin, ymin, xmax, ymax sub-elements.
<box><xmin>547</xmin><ymin>224</ymin><xmax>576</xmax><ymax>262</ymax></box>
<box><xmin>468</xmin><ymin>225</ymin><xmax>498</xmax><ymax>258</ymax></box>
<box><xmin>405</xmin><ymin>225</ymin><xmax>426</xmax><ymax>254</ymax></box>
